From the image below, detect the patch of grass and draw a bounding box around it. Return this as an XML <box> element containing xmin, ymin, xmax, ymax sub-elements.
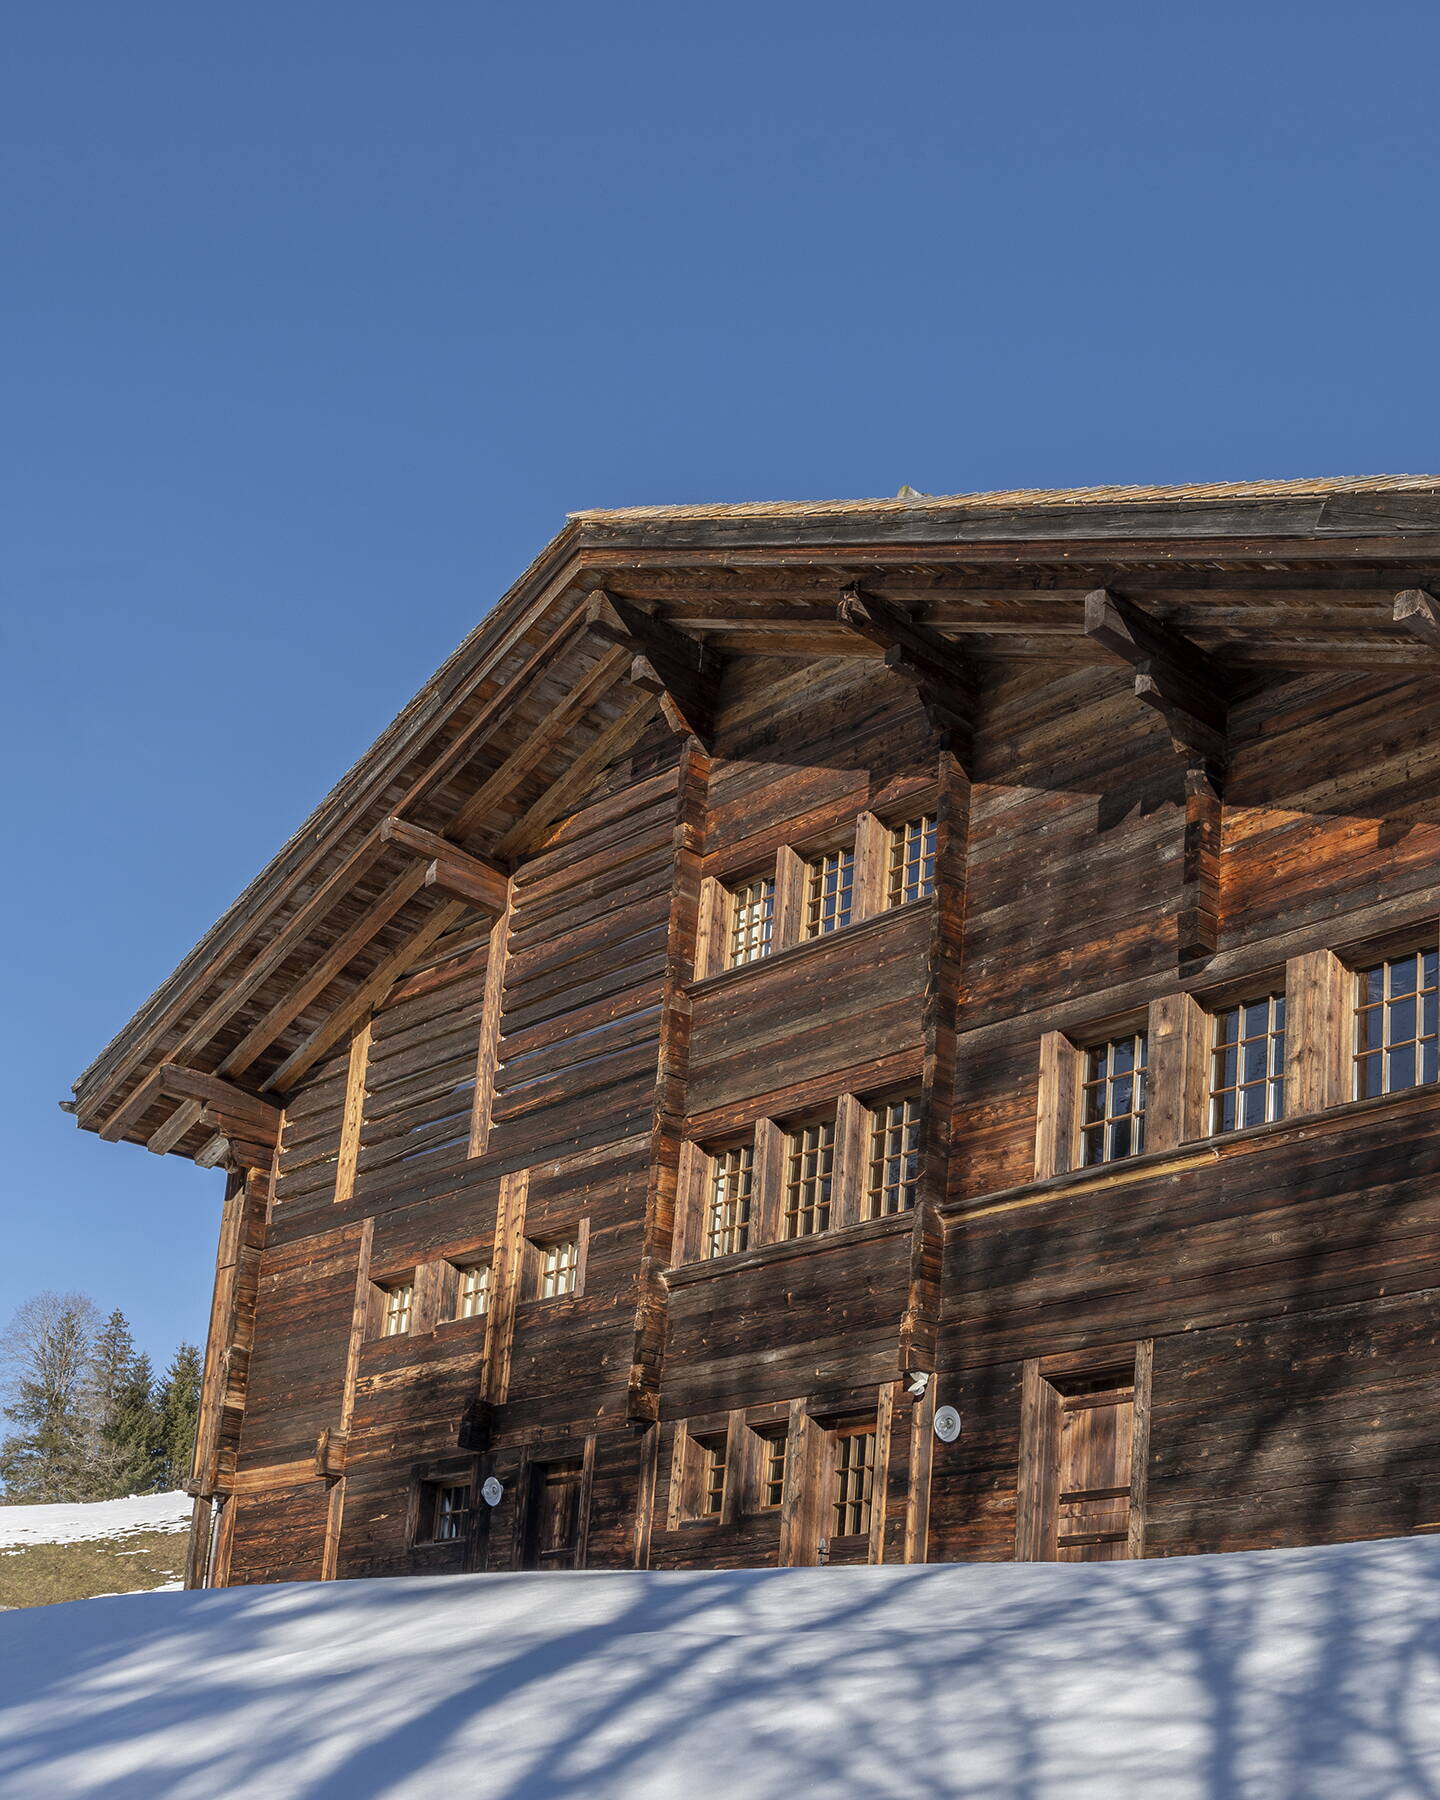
<box><xmin>0</xmin><ymin>1532</ymin><xmax>187</xmax><ymax>1609</ymax></box>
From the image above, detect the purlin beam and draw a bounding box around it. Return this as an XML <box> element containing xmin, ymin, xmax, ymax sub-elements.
<box><xmin>836</xmin><ymin>586</ymin><xmax>978</xmax><ymax>766</ymax></box>
<box><xmin>583</xmin><ymin>591</ymin><xmax>717</xmax><ymax>749</ymax></box>
<box><xmin>1394</xmin><ymin>588</ymin><xmax>1440</xmax><ymax>653</ymax></box>
<box><xmin>1082</xmin><ymin>589</ymin><xmax>1228</xmax><ymax>774</ymax></box>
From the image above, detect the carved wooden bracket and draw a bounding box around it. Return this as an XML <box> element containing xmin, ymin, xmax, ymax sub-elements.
<box><xmin>836</xmin><ymin>587</ymin><xmax>978</xmax><ymax>767</ymax></box>
<box><xmin>584</xmin><ymin>590</ymin><xmax>717</xmax><ymax>749</ymax></box>
<box><xmin>100</xmin><ymin>1062</ymin><xmax>282</xmax><ymax>1172</ymax></box>
<box><xmin>1394</xmin><ymin>588</ymin><xmax>1440</xmax><ymax>653</ymax></box>
<box><xmin>379</xmin><ymin>816</ymin><xmax>510</xmax><ymax>915</ymax></box>
<box><xmin>1083</xmin><ymin>589</ymin><xmax>1228</xmax><ymax>779</ymax></box>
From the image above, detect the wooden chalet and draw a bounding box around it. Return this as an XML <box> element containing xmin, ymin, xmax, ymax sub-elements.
<box><xmin>68</xmin><ymin>475</ymin><xmax>1440</xmax><ymax>1583</ymax></box>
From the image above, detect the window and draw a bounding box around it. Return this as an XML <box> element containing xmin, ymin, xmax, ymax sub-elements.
<box><xmin>755</xmin><ymin>1427</ymin><xmax>787</xmax><ymax>1509</ymax></box>
<box><xmin>1355</xmin><ymin>949</ymin><xmax>1439</xmax><ymax>1098</ymax></box>
<box><xmin>380</xmin><ymin>1279</ymin><xmax>414</xmax><ymax>1337</ymax></box>
<box><xmin>538</xmin><ymin>1238</ymin><xmax>579</xmax><ymax>1299</ymax></box>
<box><xmin>804</xmin><ymin>847</ymin><xmax>855</xmax><ymax>938</ymax></box>
<box><xmin>1080</xmin><ymin>1033</ymin><xmax>1147</xmax><ymax>1165</ymax></box>
<box><xmin>888</xmin><ymin>816</ymin><xmax>937</xmax><ymax>907</ymax></box>
<box><xmin>727</xmin><ymin>876</ymin><xmax>775</xmax><ymax>968</ymax></box>
<box><xmin>865</xmin><ymin>1096</ymin><xmax>922</xmax><ymax>1216</ymax></box>
<box><xmin>698</xmin><ymin>1436</ymin><xmax>727</xmax><ymax>1516</ymax></box>
<box><xmin>453</xmin><ymin>1262</ymin><xmax>490</xmax><ymax>1320</ymax></box>
<box><xmin>1211</xmin><ymin>994</ymin><xmax>1285</xmax><ymax>1132</ymax></box>
<box><xmin>830</xmin><ymin>1425</ymin><xmax>876</xmax><ymax>1537</ymax></box>
<box><xmin>782</xmin><ymin>1119</ymin><xmax>834</xmax><ymax>1237</ymax></box>
<box><xmin>705</xmin><ymin>1143</ymin><xmax>754</xmax><ymax>1258</ymax></box>
<box><xmin>417</xmin><ymin>1480</ymin><xmax>471</xmax><ymax>1543</ymax></box>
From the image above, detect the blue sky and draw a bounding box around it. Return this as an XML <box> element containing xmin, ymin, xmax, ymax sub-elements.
<box><xmin>4</xmin><ymin>1</ymin><xmax>1439</xmax><ymax>1364</ymax></box>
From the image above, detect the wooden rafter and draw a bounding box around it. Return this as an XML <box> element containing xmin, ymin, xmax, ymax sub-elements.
<box><xmin>494</xmin><ymin>692</ymin><xmax>659</xmax><ymax>860</ymax></box>
<box><xmin>584</xmin><ymin>591</ymin><xmax>717</xmax><ymax>748</ymax></box>
<box><xmin>448</xmin><ymin>646</ymin><xmax>631</xmax><ymax>840</ymax></box>
<box><xmin>1394</xmin><ymin>588</ymin><xmax>1440</xmax><ymax>653</ymax></box>
<box><xmin>1083</xmin><ymin>590</ymin><xmax>1228</xmax><ymax>774</ymax></box>
<box><xmin>836</xmin><ymin>586</ymin><xmax>978</xmax><ymax>763</ymax></box>
<box><xmin>99</xmin><ymin>1063</ymin><xmax>283</xmax><ymax>1170</ymax></box>
<box><xmin>379</xmin><ymin>817</ymin><xmax>510</xmax><ymax>914</ymax></box>
<box><xmin>261</xmin><ymin>898</ymin><xmax>467</xmax><ymax>1095</ymax></box>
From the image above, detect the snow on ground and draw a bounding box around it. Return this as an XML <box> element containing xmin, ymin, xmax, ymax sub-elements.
<box><xmin>2</xmin><ymin>1535</ymin><xmax>1440</xmax><ymax>1799</ymax></box>
<box><xmin>0</xmin><ymin>1491</ymin><xmax>192</xmax><ymax>1549</ymax></box>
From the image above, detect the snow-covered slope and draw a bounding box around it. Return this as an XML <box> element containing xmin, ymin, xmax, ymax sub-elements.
<box><xmin>0</xmin><ymin>1491</ymin><xmax>191</xmax><ymax>1549</ymax></box>
<box><xmin>1</xmin><ymin>1536</ymin><xmax>1439</xmax><ymax>1799</ymax></box>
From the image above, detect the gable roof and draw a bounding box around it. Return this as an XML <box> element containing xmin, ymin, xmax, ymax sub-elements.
<box><xmin>68</xmin><ymin>474</ymin><xmax>1440</xmax><ymax>1164</ymax></box>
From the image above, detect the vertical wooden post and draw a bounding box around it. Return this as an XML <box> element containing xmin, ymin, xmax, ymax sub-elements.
<box><xmin>751</xmin><ymin>1118</ymin><xmax>786</xmax><ymax>1244</ymax></box>
<box><xmin>626</xmin><ymin>740</ymin><xmax>709</xmax><ymax>1424</ymax></box>
<box><xmin>319</xmin><ymin>1216</ymin><xmax>374</xmax><ymax>1583</ymax></box>
<box><xmin>773</xmin><ymin>844</ymin><xmax>807</xmax><ymax>950</ymax></box>
<box><xmin>1145</xmin><ymin>991</ymin><xmax>1210</xmax><ymax>1150</ymax></box>
<box><xmin>1178</xmin><ymin>765</ymin><xmax>1222</xmax><ymax>969</ymax></box>
<box><xmin>482</xmin><ymin>1168</ymin><xmax>529</xmax><ymax>1406</ymax></box>
<box><xmin>831</xmin><ymin>1092</ymin><xmax>868</xmax><ymax>1231</ymax></box>
<box><xmin>1284</xmin><ymin>947</ymin><xmax>1352</xmax><ymax>1115</ymax></box>
<box><xmin>632</xmin><ymin>1423</ymin><xmax>662</xmax><ymax>1568</ymax></box>
<box><xmin>1014</xmin><ymin>1359</ymin><xmax>1062</xmax><ymax>1562</ymax></box>
<box><xmin>468</xmin><ymin>888</ymin><xmax>514</xmax><ymax>1158</ymax></box>
<box><xmin>778</xmin><ymin>1397</ymin><xmax>824</xmax><ymax>1566</ymax></box>
<box><xmin>1127</xmin><ymin>1339</ymin><xmax>1155</xmax><ymax>1560</ymax></box>
<box><xmin>867</xmin><ymin>1380</ymin><xmax>897</xmax><ymax>1565</ymax></box>
<box><xmin>903</xmin><ymin>1379</ymin><xmax>935</xmax><ymax>1564</ymax></box>
<box><xmin>333</xmin><ymin>1018</ymin><xmax>372</xmax><ymax>1203</ymax></box>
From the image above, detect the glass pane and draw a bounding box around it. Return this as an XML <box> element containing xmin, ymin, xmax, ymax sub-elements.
<box><xmin>1425</xmin><ymin>992</ymin><xmax>1438</xmax><ymax>1039</ymax></box>
<box><xmin>1217</xmin><ymin>1090</ymin><xmax>1236</xmax><ymax>1133</ymax></box>
<box><xmin>1389</xmin><ymin>1043</ymin><xmax>1417</xmax><ymax>1092</ymax></box>
<box><xmin>1425</xmin><ymin>949</ymin><xmax>1439</xmax><ymax>989</ymax></box>
<box><xmin>1215</xmin><ymin>1046</ymin><xmax>1238</xmax><ymax>1090</ymax></box>
<box><xmin>1273</xmin><ymin>994</ymin><xmax>1286</xmax><ymax>1028</ymax></box>
<box><xmin>1363</xmin><ymin>967</ymin><xmax>1385</xmax><ymax>1006</ymax></box>
<box><xmin>1111</xmin><ymin>1074</ymin><xmax>1133</xmax><ymax>1116</ymax></box>
<box><xmin>1390</xmin><ymin>956</ymin><xmax>1418</xmax><ymax>997</ymax></box>
<box><xmin>1242</xmin><ymin>1039</ymin><xmax>1269</xmax><ymax>1084</ymax></box>
<box><xmin>1268</xmin><ymin>1077</ymin><xmax>1285</xmax><ymax>1120</ymax></box>
<box><xmin>1111</xmin><ymin>1038</ymin><xmax>1135</xmax><ymax>1077</ymax></box>
<box><xmin>1390</xmin><ymin>996</ymin><xmax>1417</xmax><ymax>1046</ymax></box>
<box><xmin>1361</xmin><ymin>1007</ymin><xmax>1384</xmax><ymax>1050</ymax></box>
<box><xmin>1357</xmin><ymin>1051</ymin><xmax>1383</xmax><ymax>1098</ymax></box>
<box><xmin>1081</xmin><ymin>1126</ymin><xmax>1105</xmax><ymax>1166</ymax></box>
<box><xmin>1241</xmin><ymin>1000</ymin><xmax>1269</xmax><ymax>1040</ymax></box>
<box><xmin>1215</xmin><ymin>1008</ymin><xmax>1238</xmax><ymax>1046</ymax></box>
<box><xmin>1425</xmin><ymin>1040</ymin><xmax>1439</xmax><ymax>1086</ymax></box>
<box><xmin>1111</xmin><ymin>1117</ymin><xmax>1133</xmax><ymax>1160</ymax></box>
<box><xmin>1082</xmin><ymin>1084</ymin><xmax>1106</xmax><ymax>1124</ymax></box>
<box><xmin>1241</xmin><ymin>1084</ymin><xmax>1267</xmax><ymax>1129</ymax></box>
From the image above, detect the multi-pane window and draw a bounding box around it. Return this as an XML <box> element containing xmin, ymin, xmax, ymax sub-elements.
<box><xmin>1080</xmin><ymin>1033</ymin><xmax>1148</xmax><ymax>1166</ymax></box>
<box><xmin>381</xmin><ymin>1280</ymin><xmax>414</xmax><ymax>1337</ymax></box>
<box><xmin>865</xmin><ymin>1096</ymin><xmax>922</xmax><ymax>1217</ymax></box>
<box><xmin>699</xmin><ymin>1437</ymin><xmax>727</xmax><ymax>1516</ymax></box>
<box><xmin>756</xmin><ymin>1428</ymin><xmax>787</xmax><ymax>1509</ymax></box>
<box><xmin>432</xmin><ymin>1483</ymin><xmax>470</xmax><ymax>1543</ymax></box>
<box><xmin>831</xmin><ymin>1426</ymin><xmax>876</xmax><ymax>1537</ymax></box>
<box><xmin>539</xmin><ymin>1238</ymin><xmax>579</xmax><ymax>1299</ymax></box>
<box><xmin>727</xmin><ymin>877</ymin><xmax>775</xmax><ymax>968</ymax></box>
<box><xmin>1211</xmin><ymin>995</ymin><xmax>1286</xmax><ymax>1132</ymax></box>
<box><xmin>454</xmin><ymin>1262</ymin><xmax>490</xmax><ymax>1320</ymax></box>
<box><xmin>782</xmin><ymin>1119</ymin><xmax>834</xmax><ymax>1238</ymax></box>
<box><xmin>1355</xmin><ymin>949</ymin><xmax>1440</xmax><ymax>1098</ymax></box>
<box><xmin>804</xmin><ymin>847</ymin><xmax>855</xmax><ymax>938</ymax></box>
<box><xmin>888</xmin><ymin>816</ymin><xmax>937</xmax><ymax>907</ymax></box>
<box><xmin>705</xmin><ymin>1144</ymin><xmax>754</xmax><ymax>1258</ymax></box>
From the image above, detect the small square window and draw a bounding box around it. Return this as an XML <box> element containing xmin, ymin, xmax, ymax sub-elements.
<box><xmin>380</xmin><ymin>1279</ymin><xmax>414</xmax><ymax>1337</ymax></box>
<box><xmin>804</xmin><ymin>847</ymin><xmax>855</xmax><ymax>938</ymax></box>
<box><xmin>865</xmin><ymin>1096</ymin><xmax>922</xmax><ymax>1217</ymax></box>
<box><xmin>782</xmin><ymin>1118</ymin><xmax>834</xmax><ymax>1238</ymax></box>
<box><xmin>1080</xmin><ymin>1033</ymin><xmax>1148</xmax><ymax>1166</ymax></box>
<box><xmin>1211</xmin><ymin>995</ymin><xmax>1285</xmax><ymax>1132</ymax></box>
<box><xmin>726</xmin><ymin>877</ymin><xmax>775</xmax><ymax>967</ymax></box>
<box><xmin>538</xmin><ymin>1238</ymin><xmax>579</xmax><ymax>1299</ymax></box>
<box><xmin>453</xmin><ymin>1262</ymin><xmax>490</xmax><ymax>1320</ymax></box>
<box><xmin>417</xmin><ymin>1480</ymin><xmax>471</xmax><ymax>1543</ymax></box>
<box><xmin>704</xmin><ymin>1143</ymin><xmax>754</xmax><ymax>1258</ymax></box>
<box><xmin>887</xmin><ymin>816</ymin><xmax>936</xmax><ymax>907</ymax></box>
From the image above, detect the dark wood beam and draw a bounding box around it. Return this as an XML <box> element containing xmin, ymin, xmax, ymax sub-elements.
<box><xmin>100</xmin><ymin>1063</ymin><xmax>282</xmax><ymax>1149</ymax></box>
<box><xmin>1394</xmin><ymin>588</ymin><xmax>1440</xmax><ymax>653</ymax></box>
<box><xmin>379</xmin><ymin>817</ymin><xmax>510</xmax><ymax>914</ymax></box>
<box><xmin>584</xmin><ymin>591</ymin><xmax>717</xmax><ymax>748</ymax></box>
<box><xmin>1083</xmin><ymin>589</ymin><xmax>1228</xmax><ymax>773</ymax></box>
<box><xmin>836</xmin><ymin>587</ymin><xmax>978</xmax><ymax>763</ymax></box>
<box><xmin>495</xmin><ymin>692</ymin><xmax>659</xmax><ymax>861</ymax></box>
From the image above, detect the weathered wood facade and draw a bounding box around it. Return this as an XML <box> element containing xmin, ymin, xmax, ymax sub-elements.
<box><xmin>69</xmin><ymin>476</ymin><xmax>1440</xmax><ymax>1582</ymax></box>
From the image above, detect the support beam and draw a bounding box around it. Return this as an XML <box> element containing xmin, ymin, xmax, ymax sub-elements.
<box><xmin>379</xmin><ymin>817</ymin><xmax>509</xmax><ymax>914</ymax></box>
<box><xmin>1082</xmin><ymin>590</ymin><xmax>1228</xmax><ymax>772</ymax></box>
<box><xmin>584</xmin><ymin>591</ymin><xmax>717</xmax><ymax>748</ymax></box>
<box><xmin>100</xmin><ymin>1063</ymin><xmax>281</xmax><ymax>1147</ymax></box>
<box><xmin>836</xmin><ymin>587</ymin><xmax>978</xmax><ymax>763</ymax></box>
<box><xmin>1394</xmin><ymin>588</ymin><xmax>1440</xmax><ymax>653</ymax></box>
<box><xmin>495</xmin><ymin>693</ymin><xmax>659</xmax><ymax>860</ymax></box>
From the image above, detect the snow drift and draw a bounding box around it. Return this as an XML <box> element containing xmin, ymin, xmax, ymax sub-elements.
<box><xmin>2</xmin><ymin>1535</ymin><xmax>1439</xmax><ymax>1799</ymax></box>
<box><xmin>0</xmin><ymin>1491</ymin><xmax>191</xmax><ymax>1550</ymax></box>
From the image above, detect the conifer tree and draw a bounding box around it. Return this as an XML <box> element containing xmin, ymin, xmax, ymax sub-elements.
<box><xmin>156</xmin><ymin>1343</ymin><xmax>203</xmax><ymax>1491</ymax></box>
<box><xmin>82</xmin><ymin>1310</ymin><xmax>163</xmax><ymax>1498</ymax></box>
<box><xmin>0</xmin><ymin>1293</ymin><xmax>100</xmax><ymax>1501</ymax></box>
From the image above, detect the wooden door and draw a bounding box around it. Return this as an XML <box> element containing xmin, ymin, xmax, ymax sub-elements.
<box><xmin>520</xmin><ymin>1459</ymin><xmax>585</xmax><ymax>1570</ymax></box>
<box><xmin>1054</xmin><ymin>1372</ymin><xmax>1134</xmax><ymax>1561</ymax></box>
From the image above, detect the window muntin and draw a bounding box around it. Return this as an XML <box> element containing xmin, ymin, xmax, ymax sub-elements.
<box><xmin>1080</xmin><ymin>1033</ymin><xmax>1148</xmax><ymax>1166</ymax></box>
<box><xmin>698</xmin><ymin>1436</ymin><xmax>727</xmax><ymax>1516</ymax></box>
<box><xmin>782</xmin><ymin>1119</ymin><xmax>835</xmax><ymax>1238</ymax></box>
<box><xmin>381</xmin><ymin>1280</ymin><xmax>414</xmax><ymax>1337</ymax></box>
<box><xmin>705</xmin><ymin>1144</ymin><xmax>754</xmax><ymax>1258</ymax></box>
<box><xmin>831</xmin><ymin>1426</ymin><xmax>876</xmax><ymax>1538</ymax></box>
<box><xmin>538</xmin><ymin>1239</ymin><xmax>579</xmax><ymax>1299</ymax></box>
<box><xmin>1356</xmin><ymin>950</ymin><xmax>1439</xmax><ymax>1098</ymax></box>
<box><xmin>454</xmin><ymin>1262</ymin><xmax>490</xmax><ymax>1320</ymax></box>
<box><xmin>756</xmin><ymin>1428</ymin><xmax>787</xmax><ymax>1509</ymax></box>
<box><xmin>727</xmin><ymin>877</ymin><xmax>775</xmax><ymax>968</ymax></box>
<box><xmin>865</xmin><ymin>1096</ymin><xmax>922</xmax><ymax>1217</ymax></box>
<box><xmin>804</xmin><ymin>847</ymin><xmax>855</xmax><ymax>938</ymax></box>
<box><xmin>432</xmin><ymin>1483</ymin><xmax>471</xmax><ymax>1542</ymax></box>
<box><xmin>1211</xmin><ymin>995</ymin><xmax>1286</xmax><ymax>1132</ymax></box>
<box><xmin>888</xmin><ymin>816</ymin><xmax>937</xmax><ymax>907</ymax></box>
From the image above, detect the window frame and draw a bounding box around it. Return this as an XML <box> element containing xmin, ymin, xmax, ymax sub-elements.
<box><xmin>1353</xmin><ymin>946</ymin><xmax>1440</xmax><ymax>1100</ymax></box>
<box><xmin>863</xmin><ymin>1093</ymin><xmax>923</xmax><ymax>1218</ymax></box>
<box><xmin>378</xmin><ymin>1276</ymin><xmax>415</xmax><ymax>1338</ymax></box>
<box><xmin>703</xmin><ymin>1139</ymin><xmax>755</xmax><ymax>1259</ymax></box>
<box><xmin>780</xmin><ymin>1114</ymin><xmax>836</xmax><ymax>1239</ymax></box>
<box><xmin>1078</xmin><ymin>1030</ymin><xmax>1149</xmax><ymax>1167</ymax></box>
<box><xmin>886</xmin><ymin>814</ymin><xmax>937</xmax><ymax>909</ymax></box>
<box><xmin>451</xmin><ymin>1260</ymin><xmax>491</xmax><ymax>1321</ymax></box>
<box><xmin>724</xmin><ymin>873</ymin><xmax>777</xmax><ymax>969</ymax></box>
<box><xmin>827</xmin><ymin>1421</ymin><xmax>878</xmax><ymax>1541</ymax></box>
<box><xmin>1209</xmin><ymin>992</ymin><xmax>1287</xmax><ymax>1133</ymax></box>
